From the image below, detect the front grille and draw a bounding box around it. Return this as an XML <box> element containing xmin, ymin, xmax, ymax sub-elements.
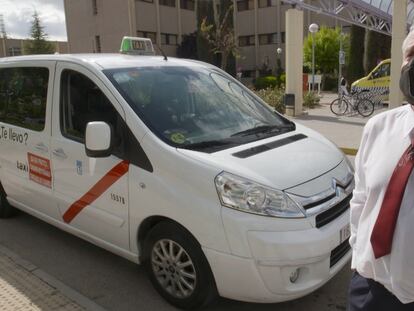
<box><xmin>330</xmin><ymin>238</ymin><xmax>351</xmax><ymax>268</ymax></box>
<box><xmin>315</xmin><ymin>194</ymin><xmax>352</xmax><ymax>228</ymax></box>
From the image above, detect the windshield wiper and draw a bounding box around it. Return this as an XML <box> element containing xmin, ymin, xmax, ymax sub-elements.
<box><xmin>231</xmin><ymin>125</ymin><xmax>274</xmax><ymax>137</ymax></box>
<box><xmin>231</xmin><ymin>123</ymin><xmax>295</xmax><ymax>137</ymax></box>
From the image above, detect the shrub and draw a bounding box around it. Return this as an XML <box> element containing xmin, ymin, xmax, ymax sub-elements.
<box><xmin>254</xmin><ymin>76</ymin><xmax>277</xmax><ymax>90</ymax></box>
<box><xmin>254</xmin><ymin>87</ymin><xmax>285</xmax><ymax>114</ymax></box>
<box><xmin>303</xmin><ymin>91</ymin><xmax>320</xmax><ymax>109</ymax></box>
<box><xmin>278</xmin><ymin>73</ymin><xmax>286</xmax><ymax>87</ymax></box>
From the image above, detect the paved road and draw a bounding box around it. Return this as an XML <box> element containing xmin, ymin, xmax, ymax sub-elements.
<box><xmin>0</xmin><ymin>212</ymin><xmax>351</xmax><ymax>311</ymax></box>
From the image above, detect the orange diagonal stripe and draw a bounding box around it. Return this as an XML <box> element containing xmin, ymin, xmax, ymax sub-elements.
<box><xmin>63</xmin><ymin>160</ymin><xmax>129</xmax><ymax>224</ymax></box>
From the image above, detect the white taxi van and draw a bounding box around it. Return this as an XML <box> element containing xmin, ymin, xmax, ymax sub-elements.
<box><xmin>0</xmin><ymin>38</ymin><xmax>353</xmax><ymax>309</ymax></box>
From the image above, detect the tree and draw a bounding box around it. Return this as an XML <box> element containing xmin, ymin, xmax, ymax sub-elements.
<box><xmin>196</xmin><ymin>0</ymin><xmax>215</xmax><ymax>64</ymax></box>
<box><xmin>347</xmin><ymin>25</ymin><xmax>365</xmax><ymax>84</ymax></box>
<box><xmin>364</xmin><ymin>30</ymin><xmax>391</xmax><ymax>75</ymax></box>
<box><xmin>23</xmin><ymin>12</ymin><xmax>55</xmax><ymax>55</ymax></box>
<box><xmin>199</xmin><ymin>0</ymin><xmax>239</xmax><ymax>71</ymax></box>
<box><xmin>303</xmin><ymin>26</ymin><xmax>349</xmax><ymax>87</ymax></box>
<box><xmin>177</xmin><ymin>32</ymin><xmax>198</xmax><ymax>59</ymax></box>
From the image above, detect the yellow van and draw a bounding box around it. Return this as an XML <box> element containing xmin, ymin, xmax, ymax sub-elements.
<box><xmin>351</xmin><ymin>59</ymin><xmax>390</xmax><ymax>101</ymax></box>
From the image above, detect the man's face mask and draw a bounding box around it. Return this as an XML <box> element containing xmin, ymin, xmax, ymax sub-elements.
<box><xmin>400</xmin><ymin>58</ymin><xmax>414</xmax><ymax>104</ymax></box>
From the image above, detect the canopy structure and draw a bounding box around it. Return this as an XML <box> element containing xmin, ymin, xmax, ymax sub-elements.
<box><xmin>283</xmin><ymin>0</ymin><xmax>409</xmax><ymax>114</ymax></box>
<box><xmin>283</xmin><ymin>0</ymin><xmax>414</xmax><ymax>36</ymax></box>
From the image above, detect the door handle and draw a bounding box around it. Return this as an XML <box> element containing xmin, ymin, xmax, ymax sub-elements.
<box><xmin>35</xmin><ymin>142</ymin><xmax>48</xmax><ymax>153</ymax></box>
<box><xmin>53</xmin><ymin>148</ymin><xmax>67</xmax><ymax>159</ymax></box>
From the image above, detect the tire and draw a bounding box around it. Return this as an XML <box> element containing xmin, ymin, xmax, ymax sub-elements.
<box><xmin>357</xmin><ymin>99</ymin><xmax>374</xmax><ymax>117</ymax></box>
<box><xmin>0</xmin><ymin>183</ymin><xmax>15</xmax><ymax>218</ymax></box>
<box><xmin>330</xmin><ymin>98</ymin><xmax>348</xmax><ymax>116</ymax></box>
<box><xmin>143</xmin><ymin>221</ymin><xmax>217</xmax><ymax>309</ymax></box>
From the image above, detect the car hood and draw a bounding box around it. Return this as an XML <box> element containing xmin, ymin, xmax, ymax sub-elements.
<box><xmin>351</xmin><ymin>76</ymin><xmax>368</xmax><ymax>87</ymax></box>
<box><xmin>177</xmin><ymin>124</ymin><xmax>345</xmax><ymax>191</ymax></box>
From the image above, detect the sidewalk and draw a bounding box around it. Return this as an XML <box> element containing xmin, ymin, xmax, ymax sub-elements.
<box><xmin>0</xmin><ymin>245</ymin><xmax>105</xmax><ymax>311</ymax></box>
<box><xmin>292</xmin><ymin>92</ymin><xmax>388</xmax><ymax>152</ymax></box>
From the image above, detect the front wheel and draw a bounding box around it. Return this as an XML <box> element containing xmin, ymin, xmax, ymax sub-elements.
<box><xmin>143</xmin><ymin>222</ymin><xmax>217</xmax><ymax>309</ymax></box>
<box><xmin>357</xmin><ymin>99</ymin><xmax>374</xmax><ymax>117</ymax></box>
<box><xmin>330</xmin><ymin>98</ymin><xmax>348</xmax><ymax>116</ymax></box>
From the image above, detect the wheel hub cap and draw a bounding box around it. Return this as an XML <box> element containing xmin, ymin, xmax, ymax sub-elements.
<box><xmin>151</xmin><ymin>239</ymin><xmax>197</xmax><ymax>299</ymax></box>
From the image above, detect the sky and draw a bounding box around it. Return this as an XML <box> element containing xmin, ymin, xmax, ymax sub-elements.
<box><xmin>0</xmin><ymin>0</ymin><xmax>67</xmax><ymax>41</ymax></box>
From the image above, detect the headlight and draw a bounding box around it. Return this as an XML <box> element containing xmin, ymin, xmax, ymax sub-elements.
<box><xmin>215</xmin><ymin>172</ymin><xmax>305</xmax><ymax>218</ymax></box>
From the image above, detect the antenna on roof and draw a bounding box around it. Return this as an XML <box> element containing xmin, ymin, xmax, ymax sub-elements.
<box><xmin>156</xmin><ymin>44</ymin><xmax>168</xmax><ymax>61</ymax></box>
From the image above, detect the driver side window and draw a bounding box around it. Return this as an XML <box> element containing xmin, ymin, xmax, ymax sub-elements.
<box><xmin>60</xmin><ymin>69</ymin><xmax>124</xmax><ymax>153</ymax></box>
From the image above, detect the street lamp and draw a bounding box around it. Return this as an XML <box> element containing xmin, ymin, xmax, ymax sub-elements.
<box><xmin>276</xmin><ymin>48</ymin><xmax>282</xmax><ymax>77</ymax></box>
<box><xmin>308</xmin><ymin>23</ymin><xmax>319</xmax><ymax>92</ymax></box>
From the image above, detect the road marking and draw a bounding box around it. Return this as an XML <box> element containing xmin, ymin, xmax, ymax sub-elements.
<box><xmin>63</xmin><ymin>160</ymin><xmax>129</xmax><ymax>224</ymax></box>
<box><xmin>340</xmin><ymin>148</ymin><xmax>358</xmax><ymax>156</ymax></box>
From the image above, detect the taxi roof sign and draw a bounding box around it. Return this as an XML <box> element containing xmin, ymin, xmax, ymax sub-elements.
<box><xmin>120</xmin><ymin>36</ymin><xmax>155</xmax><ymax>56</ymax></box>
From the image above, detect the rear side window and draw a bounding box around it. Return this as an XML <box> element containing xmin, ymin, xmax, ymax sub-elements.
<box><xmin>0</xmin><ymin>67</ymin><xmax>49</xmax><ymax>131</ymax></box>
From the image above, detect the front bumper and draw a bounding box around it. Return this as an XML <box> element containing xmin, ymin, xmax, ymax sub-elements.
<box><xmin>204</xmin><ymin>209</ymin><xmax>351</xmax><ymax>303</ymax></box>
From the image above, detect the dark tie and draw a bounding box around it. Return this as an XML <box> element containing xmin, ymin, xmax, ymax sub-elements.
<box><xmin>370</xmin><ymin>143</ymin><xmax>414</xmax><ymax>259</ymax></box>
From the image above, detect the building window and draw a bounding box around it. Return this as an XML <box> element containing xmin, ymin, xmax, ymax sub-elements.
<box><xmin>239</xmin><ymin>35</ymin><xmax>255</xmax><ymax>47</ymax></box>
<box><xmin>259</xmin><ymin>33</ymin><xmax>278</xmax><ymax>45</ymax></box>
<box><xmin>137</xmin><ymin>31</ymin><xmax>157</xmax><ymax>44</ymax></box>
<box><xmin>281</xmin><ymin>31</ymin><xmax>285</xmax><ymax>43</ymax></box>
<box><xmin>258</xmin><ymin>0</ymin><xmax>277</xmax><ymax>8</ymax></box>
<box><xmin>7</xmin><ymin>47</ymin><xmax>22</xmax><ymax>56</ymax></box>
<box><xmin>161</xmin><ymin>33</ymin><xmax>178</xmax><ymax>45</ymax></box>
<box><xmin>180</xmin><ymin>0</ymin><xmax>195</xmax><ymax>10</ymax></box>
<box><xmin>237</xmin><ymin>0</ymin><xmax>254</xmax><ymax>11</ymax></box>
<box><xmin>95</xmin><ymin>35</ymin><xmax>101</xmax><ymax>53</ymax></box>
<box><xmin>92</xmin><ymin>0</ymin><xmax>98</xmax><ymax>14</ymax></box>
<box><xmin>159</xmin><ymin>0</ymin><xmax>175</xmax><ymax>7</ymax></box>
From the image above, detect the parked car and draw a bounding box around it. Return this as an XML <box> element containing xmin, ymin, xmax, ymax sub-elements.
<box><xmin>351</xmin><ymin>58</ymin><xmax>390</xmax><ymax>102</ymax></box>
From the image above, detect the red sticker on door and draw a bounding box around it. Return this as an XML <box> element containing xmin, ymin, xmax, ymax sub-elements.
<box><xmin>28</xmin><ymin>153</ymin><xmax>52</xmax><ymax>188</ymax></box>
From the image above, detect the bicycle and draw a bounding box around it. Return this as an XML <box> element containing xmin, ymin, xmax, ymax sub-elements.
<box><xmin>330</xmin><ymin>89</ymin><xmax>375</xmax><ymax>117</ymax></box>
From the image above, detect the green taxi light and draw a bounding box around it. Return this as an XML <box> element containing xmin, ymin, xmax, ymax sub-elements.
<box><xmin>120</xmin><ymin>36</ymin><xmax>155</xmax><ymax>55</ymax></box>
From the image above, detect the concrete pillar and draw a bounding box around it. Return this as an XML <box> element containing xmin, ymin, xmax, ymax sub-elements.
<box><xmin>389</xmin><ymin>0</ymin><xmax>407</xmax><ymax>109</ymax></box>
<box><xmin>285</xmin><ymin>8</ymin><xmax>304</xmax><ymax>116</ymax></box>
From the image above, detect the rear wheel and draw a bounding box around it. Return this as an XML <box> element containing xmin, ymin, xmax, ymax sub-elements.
<box><xmin>330</xmin><ymin>98</ymin><xmax>348</xmax><ymax>116</ymax></box>
<box><xmin>143</xmin><ymin>221</ymin><xmax>217</xmax><ymax>309</ymax></box>
<box><xmin>0</xmin><ymin>184</ymin><xmax>16</xmax><ymax>218</ymax></box>
<box><xmin>357</xmin><ymin>99</ymin><xmax>374</xmax><ymax>117</ymax></box>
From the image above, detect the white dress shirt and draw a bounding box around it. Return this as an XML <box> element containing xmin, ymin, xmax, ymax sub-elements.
<box><xmin>350</xmin><ymin>104</ymin><xmax>414</xmax><ymax>304</ymax></box>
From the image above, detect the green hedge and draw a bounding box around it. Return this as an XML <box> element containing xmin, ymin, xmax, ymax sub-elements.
<box><xmin>254</xmin><ymin>76</ymin><xmax>277</xmax><ymax>90</ymax></box>
<box><xmin>254</xmin><ymin>75</ymin><xmax>286</xmax><ymax>90</ymax></box>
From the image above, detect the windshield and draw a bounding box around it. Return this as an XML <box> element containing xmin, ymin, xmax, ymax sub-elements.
<box><xmin>105</xmin><ymin>66</ymin><xmax>294</xmax><ymax>152</ymax></box>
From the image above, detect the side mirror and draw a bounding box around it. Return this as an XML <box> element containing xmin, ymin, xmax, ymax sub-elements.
<box><xmin>85</xmin><ymin>121</ymin><xmax>113</xmax><ymax>158</ymax></box>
